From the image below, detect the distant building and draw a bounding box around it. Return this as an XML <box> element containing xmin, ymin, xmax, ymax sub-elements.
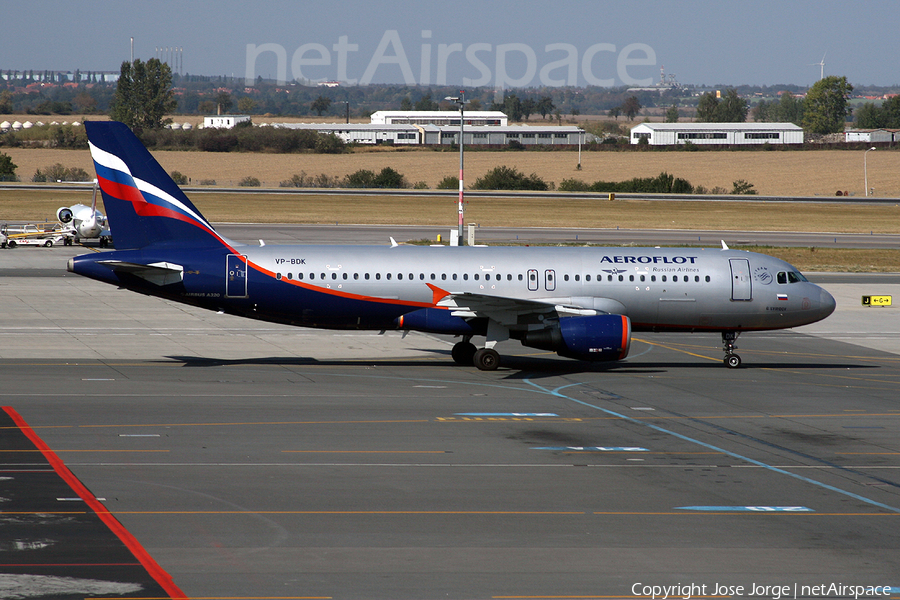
<box><xmin>630</xmin><ymin>122</ymin><xmax>804</xmax><ymax>146</ymax></box>
<box><xmin>370</xmin><ymin>110</ymin><xmax>508</xmax><ymax>127</ymax></box>
<box><xmin>272</xmin><ymin>122</ymin><xmax>586</xmax><ymax>146</ymax></box>
<box><xmin>845</xmin><ymin>129</ymin><xmax>894</xmax><ymax>143</ymax></box>
<box><xmin>203</xmin><ymin>115</ymin><xmax>251</xmax><ymax>129</ymax></box>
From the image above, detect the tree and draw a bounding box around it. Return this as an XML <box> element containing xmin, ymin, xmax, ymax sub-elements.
<box><xmin>622</xmin><ymin>96</ymin><xmax>641</xmax><ymax>120</ymax></box>
<box><xmin>0</xmin><ymin>90</ymin><xmax>12</xmax><ymax>114</ymax></box>
<box><xmin>607</xmin><ymin>106</ymin><xmax>621</xmax><ymax>120</ymax></box>
<box><xmin>717</xmin><ymin>89</ymin><xmax>748</xmax><ymax>122</ymax></box>
<box><xmin>414</xmin><ymin>92</ymin><xmax>437</xmax><ymax>111</ymax></box>
<box><xmin>880</xmin><ymin>95</ymin><xmax>900</xmax><ymax>128</ymax></box>
<box><xmin>695</xmin><ymin>92</ymin><xmax>719</xmax><ymax>122</ymax></box>
<box><xmin>0</xmin><ymin>151</ymin><xmax>17</xmax><ymax>182</ymax></box>
<box><xmin>855</xmin><ymin>102</ymin><xmax>884</xmax><ymax>129</ymax></box>
<box><xmin>216</xmin><ymin>92</ymin><xmax>233</xmax><ymax>114</ymax></box>
<box><xmin>109</xmin><ymin>58</ymin><xmax>176</xmax><ymax>131</ymax></box>
<box><xmin>536</xmin><ymin>96</ymin><xmax>555</xmax><ymax>119</ymax></box>
<box><xmin>399</xmin><ymin>96</ymin><xmax>412</xmax><ymax>111</ymax></box>
<box><xmin>311</xmin><ymin>95</ymin><xmax>332</xmax><ymax>116</ymax></box>
<box><xmin>665</xmin><ymin>105</ymin><xmax>680</xmax><ymax>123</ymax></box>
<box><xmin>237</xmin><ymin>97</ymin><xmax>257</xmax><ymax>114</ymax></box>
<box><xmin>802</xmin><ymin>75</ymin><xmax>853</xmax><ymax>134</ymax></box>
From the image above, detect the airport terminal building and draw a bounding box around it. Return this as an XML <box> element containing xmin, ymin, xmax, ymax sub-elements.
<box><xmin>630</xmin><ymin>122</ymin><xmax>804</xmax><ymax>146</ymax></box>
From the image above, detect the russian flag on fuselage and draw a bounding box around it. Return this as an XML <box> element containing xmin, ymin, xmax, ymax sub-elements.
<box><xmin>85</xmin><ymin>121</ymin><xmax>227</xmax><ymax>250</ymax></box>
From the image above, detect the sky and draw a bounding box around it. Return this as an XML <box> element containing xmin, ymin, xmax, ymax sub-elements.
<box><xmin>4</xmin><ymin>0</ymin><xmax>899</xmax><ymax>89</ymax></box>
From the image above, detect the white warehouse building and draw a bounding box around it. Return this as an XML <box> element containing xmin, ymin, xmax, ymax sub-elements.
<box><xmin>630</xmin><ymin>122</ymin><xmax>804</xmax><ymax>146</ymax></box>
<box><xmin>370</xmin><ymin>110</ymin><xmax>508</xmax><ymax>127</ymax></box>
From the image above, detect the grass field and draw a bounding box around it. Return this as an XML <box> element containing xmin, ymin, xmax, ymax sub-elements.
<box><xmin>3</xmin><ymin>144</ymin><xmax>900</xmax><ymax>197</ymax></box>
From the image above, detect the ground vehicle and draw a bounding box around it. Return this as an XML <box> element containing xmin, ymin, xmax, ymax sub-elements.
<box><xmin>2</xmin><ymin>223</ymin><xmax>73</xmax><ymax>248</ymax></box>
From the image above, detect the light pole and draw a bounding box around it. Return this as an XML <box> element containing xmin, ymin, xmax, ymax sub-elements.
<box><xmin>445</xmin><ymin>92</ymin><xmax>467</xmax><ymax>244</ymax></box>
<box><xmin>864</xmin><ymin>146</ymin><xmax>876</xmax><ymax>197</ymax></box>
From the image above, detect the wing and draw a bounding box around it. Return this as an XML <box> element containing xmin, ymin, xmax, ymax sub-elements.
<box><xmin>427</xmin><ymin>284</ymin><xmax>623</xmax><ymax>327</ymax></box>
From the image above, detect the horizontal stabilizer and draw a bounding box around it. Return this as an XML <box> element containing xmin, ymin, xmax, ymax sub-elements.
<box><xmin>97</xmin><ymin>260</ymin><xmax>184</xmax><ymax>286</ymax></box>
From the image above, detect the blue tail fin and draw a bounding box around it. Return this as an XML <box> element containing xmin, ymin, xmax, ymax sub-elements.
<box><xmin>85</xmin><ymin>121</ymin><xmax>226</xmax><ymax>250</ymax></box>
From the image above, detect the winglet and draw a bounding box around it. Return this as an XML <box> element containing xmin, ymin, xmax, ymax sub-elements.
<box><xmin>426</xmin><ymin>283</ymin><xmax>451</xmax><ymax>305</ymax></box>
<box><xmin>721</xmin><ymin>240</ymin><xmax>729</xmax><ymax>250</ymax></box>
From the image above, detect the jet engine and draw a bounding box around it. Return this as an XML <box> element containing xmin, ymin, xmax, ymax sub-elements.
<box><xmin>57</xmin><ymin>207</ymin><xmax>74</xmax><ymax>223</ymax></box>
<box><xmin>518</xmin><ymin>314</ymin><xmax>631</xmax><ymax>362</ymax></box>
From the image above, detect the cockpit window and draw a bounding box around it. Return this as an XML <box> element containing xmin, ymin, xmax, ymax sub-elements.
<box><xmin>777</xmin><ymin>272</ymin><xmax>787</xmax><ymax>284</ymax></box>
<box><xmin>788</xmin><ymin>271</ymin><xmax>808</xmax><ymax>283</ymax></box>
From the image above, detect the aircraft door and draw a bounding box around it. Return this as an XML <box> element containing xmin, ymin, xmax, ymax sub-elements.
<box><xmin>226</xmin><ymin>254</ymin><xmax>248</xmax><ymax>298</ymax></box>
<box><xmin>729</xmin><ymin>258</ymin><xmax>751</xmax><ymax>301</ymax></box>
<box><xmin>527</xmin><ymin>269</ymin><xmax>539</xmax><ymax>291</ymax></box>
<box><xmin>544</xmin><ymin>269</ymin><xmax>556</xmax><ymax>292</ymax></box>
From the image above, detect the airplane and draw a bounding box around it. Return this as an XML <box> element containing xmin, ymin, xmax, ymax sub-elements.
<box><xmin>56</xmin><ymin>181</ymin><xmax>112</xmax><ymax>246</ymax></box>
<box><xmin>68</xmin><ymin>121</ymin><xmax>836</xmax><ymax>371</ymax></box>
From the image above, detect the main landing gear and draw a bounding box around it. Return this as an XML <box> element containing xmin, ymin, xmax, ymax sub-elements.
<box><xmin>722</xmin><ymin>331</ymin><xmax>741</xmax><ymax>368</ymax></box>
<box><xmin>451</xmin><ymin>337</ymin><xmax>500</xmax><ymax>371</ymax></box>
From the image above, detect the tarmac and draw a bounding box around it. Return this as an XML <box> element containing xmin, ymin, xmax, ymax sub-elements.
<box><xmin>1</xmin><ymin>242</ymin><xmax>899</xmax><ymax>599</ymax></box>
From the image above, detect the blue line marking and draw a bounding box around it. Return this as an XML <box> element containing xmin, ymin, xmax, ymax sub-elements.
<box><xmin>532</xmin><ymin>446</ymin><xmax>649</xmax><ymax>452</ymax></box>
<box><xmin>676</xmin><ymin>506</ymin><xmax>814</xmax><ymax>512</ymax></box>
<box><xmin>454</xmin><ymin>412</ymin><xmax>559</xmax><ymax>417</ymax></box>
<box><xmin>524</xmin><ymin>379</ymin><xmax>900</xmax><ymax>514</ymax></box>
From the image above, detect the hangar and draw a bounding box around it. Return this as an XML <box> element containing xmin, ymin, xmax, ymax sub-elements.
<box><xmin>274</xmin><ymin>122</ymin><xmax>586</xmax><ymax>146</ymax></box>
<box><xmin>370</xmin><ymin>110</ymin><xmax>508</xmax><ymax>127</ymax></box>
<box><xmin>630</xmin><ymin>122</ymin><xmax>804</xmax><ymax>146</ymax></box>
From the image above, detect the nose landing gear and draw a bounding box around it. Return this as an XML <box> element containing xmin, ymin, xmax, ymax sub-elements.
<box><xmin>722</xmin><ymin>332</ymin><xmax>741</xmax><ymax>368</ymax></box>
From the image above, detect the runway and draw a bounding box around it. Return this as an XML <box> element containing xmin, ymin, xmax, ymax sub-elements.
<box><xmin>1</xmin><ymin>241</ymin><xmax>899</xmax><ymax>599</ymax></box>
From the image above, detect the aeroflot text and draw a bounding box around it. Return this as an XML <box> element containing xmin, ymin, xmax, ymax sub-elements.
<box><xmin>630</xmin><ymin>582</ymin><xmax>893</xmax><ymax>599</ymax></box>
<box><xmin>600</xmin><ymin>255</ymin><xmax>698</xmax><ymax>264</ymax></box>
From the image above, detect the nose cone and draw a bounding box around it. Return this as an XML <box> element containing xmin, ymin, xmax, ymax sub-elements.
<box><xmin>816</xmin><ymin>287</ymin><xmax>836</xmax><ymax>321</ymax></box>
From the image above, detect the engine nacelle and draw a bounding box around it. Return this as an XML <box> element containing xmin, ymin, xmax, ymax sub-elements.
<box><xmin>57</xmin><ymin>207</ymin><xmax>74</xmax><ymax>223</ymax></box>
<box><xmin>519</xmin><ymin>314</ymin><xmax>631</xmax><ymax>362</ymax></box>
<box><xmin>394</xmin><ymin>308</ymin><xmax>485</xmax><ymax>335</ymax></box>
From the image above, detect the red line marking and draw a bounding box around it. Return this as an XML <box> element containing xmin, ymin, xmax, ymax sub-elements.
<box><xmin>2</xmin><ymin>406</ymin><xmax>187</xmax><ymax>599</ymax></box>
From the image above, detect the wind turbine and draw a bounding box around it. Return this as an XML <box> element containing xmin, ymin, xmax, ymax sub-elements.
<box><xmin>809</xmin><ymin>52</ymin><xmax>826</xmax><ymax>80</ymax></box>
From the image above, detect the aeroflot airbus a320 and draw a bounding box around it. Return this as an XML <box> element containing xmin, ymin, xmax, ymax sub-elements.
<box><xmin>69</xmin><ymin>121</ymin><xmax>836</xmax><ymax>370</ymax></box>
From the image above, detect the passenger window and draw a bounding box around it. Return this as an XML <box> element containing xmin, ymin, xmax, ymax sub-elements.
<box><xmin>419</xmin><ymin>273</ymin><xmax>424</xmax><ymax>280</ymax></box>
<box><xmin>507</xmin><ymin>274</ymin><xmax>513</xmax><ymax>281</ymax></box>
<box><xmin>453</xmin><ymin>274</ymin><xmax>458</xmax><ymax>281</ymax></box>
<box><xmin>629</xmin><ymin>275</ymin><xmax>634</xmax><ymax>282</ymax></box>
<box><xmin>586</xmin><ymin>274</ymin><xmax>591</xmax><ymax>282</ymax></box>
<box><xmin>365</xmin><ymin>273</ymin><xmax>370</xmax><ymax>280</ymax></box>
<box><xmin>651</xmin><ymin>275</ymin><xmax>656</xmax><ymax>282</ymax></box>
<box><xmin>518</xmin><ymin>274</ymin><xmax>523</xmax><ymax>281</ymax></box>
<box><xmin>408</xmin><ymin>273</ymin><xmax>413</xmax><ymax>280</ymax></box>
<box><xmin>474</xmin><ymin>274</ymin><xmax>479</xmax><ymax>281</ymax></box>
<box><xmin>332</xmin><ymin>273</ymin><xmax>337</xmax><ymax>280</ymax></box>
<box><xmin>276</xmin><ymin>273</ymin><xmax>282</xmax><ymax>280</ymax></box>
<box><xmin>287</xmin><ymin>273</ymin><xmax>292</xmax><ymax>280</ymax></box>
<box><xmin>564</xmin><ymin>274</ymin><xmax>570</xmax><ymax>282</ymax></box>
<box><xmin>343</xmin><ymin>273</ymin><xmax>348</xmax><ymax>280</ymax></box>
<box><xmin>640</xmin><ymin>275</ymin><xmax>645</xmax><ymax>282</ymax></box>
<box><xmin>309</xmin><ymin>273</ymin><xmax>315</xmax><ymax>280</ymax></box>
<box><xmin>431</xmin><ymin>273</ymin><xmax>436</xmax><ymax>280</ymax></box>
<box><xmin>441</xmin><ymin>273</ymin><xmax>447</xmax><ymax>280</ymax></box>
<box><xmin>662</xmin><ymin>275</ymin><xmax>667</xmax><ymax>282</ymax></box>
<box><xmin>386</xmin><ymin>273</ymin><xmax>392</xmax><ymax>280</ymax></box>
<box><xmin>618</xmin><ymin>275</ymin><xmax>624</xmax><ymax>282</ymax></box>
<box><xmin>376</xmin><ymin>273</ymin><xmax>381</xmax><ymax>280</ymax></box>
<box><xmin>608</xmin><ymin>275</ymin><xmax>613</xmax><ymax>282</ymax></box>
<box><xmin>694</xmin><ymin>276</ymin><xmax>699</xmax><ymax>282</ymax></box>
<box><xmin>463</xmin><ymin>274</ymin><xmax>468</xmax><ymax>281</ymax></box>
<box><xmin>320</xmin><ymin>273</ymin><xmax>325</xmax><ymax>280</ymax></box>
<box><xmin>353</xmin><ymin>273</ymin><xmax>358</xmax><ymax>280</ymax></box>
<box><xmin>298</xmin><ymin>273</ymin><xmax>304</xmax><ymax>280</ymax></box>
<box><xmin>485</xmin><ymin>274</ymin><xmax>490</xmax><ymax>281</ymax></box>
<box><xmin>705</xmin><ymin>275</ymin><xmax>710</xmax><ymax>282</ymax></box>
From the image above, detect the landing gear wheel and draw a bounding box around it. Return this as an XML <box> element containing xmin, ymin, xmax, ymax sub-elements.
<box><xmin>451</xmin><ymin>341</ymin><xmax>477</xmax><ymax>365</ymax></box>
<box><xmin>725</xmin><ymin>354</ymin><xmax>742</xmax><ymax>369</ymax></box>
<box><xmin>472</xmin><ymin>348</ymin><xmax>500</xmax><ymax>371</ymax></box>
